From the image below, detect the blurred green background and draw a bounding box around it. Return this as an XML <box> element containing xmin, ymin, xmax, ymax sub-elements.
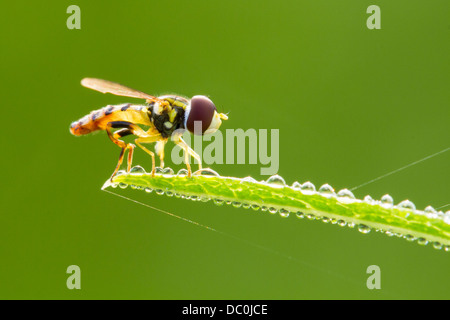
<box><xmin>0</xmin><ymin>0</ymin><xmax>449</xmax><ymax>299</ymax></box>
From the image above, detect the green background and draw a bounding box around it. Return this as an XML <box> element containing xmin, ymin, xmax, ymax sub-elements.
<box><xmin>1</xmin><ymin>0</ymin><xmax>449</xmax><ymax>299</ymax></box>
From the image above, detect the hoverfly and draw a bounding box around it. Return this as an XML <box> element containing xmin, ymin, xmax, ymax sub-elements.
<box><xmin>70</xmin><ymin>78</ymin><xmax>228</xmax><ymax>179</ymax></box>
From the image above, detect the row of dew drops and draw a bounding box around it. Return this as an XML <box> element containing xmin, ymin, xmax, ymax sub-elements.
<box><xmin>112</xmin><ymin>166</ymin><xmax>450</xmax><ymax>252</ymax></box>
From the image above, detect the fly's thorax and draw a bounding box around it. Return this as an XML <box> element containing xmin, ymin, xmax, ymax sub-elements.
<box><xmin>148</xmin><ymin>99</ymin><xmax>187</xmax><ymax>138</ymax></box>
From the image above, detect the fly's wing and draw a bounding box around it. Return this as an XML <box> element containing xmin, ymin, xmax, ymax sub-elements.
<box><xmin>81</xmin><ymin>78</ymin><xmax>161</xmax><ymax>102</ymax></box>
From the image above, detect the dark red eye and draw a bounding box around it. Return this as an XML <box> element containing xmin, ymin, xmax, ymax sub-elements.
<box><xmin>186</xmin><ymin>95</ymin><xmax>216</xmax><ymax>135</ymax></box>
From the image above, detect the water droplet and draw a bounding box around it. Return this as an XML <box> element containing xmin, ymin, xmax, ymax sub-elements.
<box><xmin>385</xmin><ymin>230</ymin><xmax>394</xmax><ymax>237</ymax></box>
<box><xmin>154</xmin><ymin>167</ymin><xmax>164</xmax><ymax>174</ymax></box>
<box><xmin>190</xmin><ymin>195</ymin><xmax>200</xmax><ymax>201</ymax></box>
<box><xmin>232</xmin><ymin>201</ymin><xmax>242</xmax><ymax>208</ymax></box>
<box><xmin>363</xmin><ymin>195</ymin><xmax>374</xmax><ymax>204</ymax></box>
<box><xmin>424</xmin><ymin>206</ymin><xmax>439</xmax><ymax>219</ymax></box>
<box><xmin>380</xmin><ymin>194</ymin><xmax>394</xmax><ymax>208</ymax></box>
<box><xmin>214</xmin><ymin>199</ymin><xmax>224</xmax><ymax>206</ymax></box>
<box><xmin>261</xmin><ymin>206</ymin><xmax>268</xmax><ymax>212</ymax></box>
<box><xmin>398</xmin><ymin>199</ymin><xmax>416</xmax><ymax>211</ymax></box>
<box><xmin>337</xmin><ymin>220</ymin><xmax>347</xmax><ymax>227</ymax></box>
<box><xmin>242</xmin><ymin>203</ymin><xmax>251</xmax><ymax>209</ymax></box>
<box><xmin>403</xmin><ymin>234</ymin><xmax>416</xmax><ymax>242</ymax></box>
<box><xmin>174</xmin><ymin>193</ymin><xmax>181</xmax><ymax>198</ymax></box>
<box><xmin>241</xmin><ymin>176</ymin><xmax>257</xmax><ymax>183</ymax></box>
<box><xmin>268</xmin><ymin>207</ymin><xmax>277</xmax><ymax>214</ymax></box>
<box><xmin>337</xmin><ymin>189</ymin><xmax>355</xmax><ymax>199</ymax></box>
<box><xmin>177</xmin><ymin>169</ymin><xmax>189</xmax><ymax>176</ymax></box>
<box><xmin>119</xmin><ymin>182</ymin><xmax>128</xmax><ymax>189</ymax></box>
<box><xmin>432</xmin><ymin>242</ymin><xmax>443</xmax><ymax>250</ymax></box>
<box><xmin>444</xmin><ymin>245</ymin><xmax>450</xmax><ymax>252</ymax></box>
<box><xmin>161</xmin><ymin>167</ymin><xmax>174</xmax><ymax>175</ymax></box>
<box><xmin>110</xmin><ymin>183</ymin><xmax>118</xmax><ymax>188</ymax></box>
<box><xmin>291</xmin><ymin>181</ymin><xmax>302</xmax><ymax>191</ymax></box>
<box><xmin>306</xmin><ymin>213</ymin><xmax>315</xmax><ymax>220</ymax></box>
<box><xmin>347</xmin><ymin>222</ymin><xmax>356</xmax><ymax>228</ymax></box>
<box><xmin>130</xmin><ymin>184</ymin><xmax>138</xmax><ymax>189</ymax></box>
<box><xmin>166</xmin><ymin>191</ymin><xmax>174</xmax><ymax>197</ymax></box>
<box><xmin>357</xmin><ymin>224</ymin><xmax>371</xmax><ymax>234</ymax></box>
<box><xmin>116</xmin><ymin>170</ymin><xmax>127</xmax><ymax>176</ymax></box>
<box><xmin>296</xmin><ymin>212</ymin><xmax>305</xmax><ymax>219</ymax></box>
<box><xmin>265</xmin><ymin>175</ymin><xmax>286</xmax><ymax>187</ymax></box>
<box><xmin>194</xmin><ymin>168</ymin><xmax>220</xmax><ymax>176</ymax></box>
<box><xmin>318</xmin><ymin>184</ymin><xmax>335</xmax><ymax>198</ymax></box>
<box><xmin>322</xmin><ymin>216</ymin><xmax>330</xmax><ymax>223</ymax></box>
<box><xmin>155</xmin><ymin>189</ymin><xmax>164</xmax><ymax>195</ymax></box>
<box><xmin>300</xmin><ymin>181</ymin><xmax>316</xmax><ymax>195</ymax></box>
<box><xmin>251</xmin><ymin>204</ymin><xmax>260</xmax><ymax>211</ymax></box>
<box><xmin>130</xmin><ymin>165</ymin><xmax>146</xmax><ymax>174</ymax></box>
<box><xmin>416</xmin><ymin>238</ymin><xmax>428</xmax><ymax>246</ymax></box>
<box><xmin>225</xmin><ymin>200</ymin><xmax>232</xmax><ymax>205</ymax></box>
<box><xmin>279</xmin><ymin>209</ymin><xmax>290</xmax><ymax>218</ymax></box>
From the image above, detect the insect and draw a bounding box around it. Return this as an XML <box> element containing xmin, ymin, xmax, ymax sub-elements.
<box><xmin>70</xmin><ymin>78</ymin><xmax>228</xmax><ymax>179</ymax></box>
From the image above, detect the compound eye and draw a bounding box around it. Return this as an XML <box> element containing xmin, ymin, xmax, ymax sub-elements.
<box><xmin>186</xmin><ymin>95</ymin><xmax>217</xmax><ymax>135</ymax></box>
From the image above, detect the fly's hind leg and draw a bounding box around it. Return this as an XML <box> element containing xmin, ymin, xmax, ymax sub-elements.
<box><xmin>173</xmin><ymin>134</ymin><xmax>202</xmax><ymax>177</ymax></box>
<box><xmin>106</xmin><ymin>121</ymin><xmax>148</xmax><ymax>180</ymax></box>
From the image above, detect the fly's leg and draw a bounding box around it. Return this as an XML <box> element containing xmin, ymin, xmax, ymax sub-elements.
<box><xmin>173</xmin><ymin>134</ymin><xmax>202</xmax><ymax>177</ymax></box>
<box><xmin>155</xmin><ymin>140</ymin><xmax>167</xmax><ymax>169</ymax></box>
<box><xmin>135</xmin><ymin>134</ymin><xmax>163</xmax><ymax>176</ymax></box>
<box><xmin>106</xmin><ymin>121</ymin><xmax>148</xmax><ymax>180</ymax></box>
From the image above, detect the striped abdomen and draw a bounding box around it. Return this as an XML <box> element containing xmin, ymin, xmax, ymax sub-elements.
<box><xmin>70</xmin><ymin>103</ymin><xmax>150</xmax><ymax>136</ymax></box>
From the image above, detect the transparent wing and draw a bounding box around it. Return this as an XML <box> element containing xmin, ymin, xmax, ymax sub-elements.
<box><xmin>81</xmin><ymin>78</ymin><xmax>160</xmax><ymax>101</ymax></box>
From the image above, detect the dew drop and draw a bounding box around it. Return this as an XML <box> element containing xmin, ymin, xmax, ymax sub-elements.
<box><xmin>155</xmin><ymin>189</ymin><xmax>164</xmax><ymax>195</ymax></box>
<box><xmin>261</xmin><ymin>206</ymin><xmax>268</xmax><ymax>212</ymax></box>
<box><xmin>242</xmin><ymin>203</ymin><xmax>251</xmax><ymax>209</ymax></box>
<box><xmin>300</xmin><ymin>181</ymin><xmax>316</xmax><ymax>195</ymax></box>
<box><xmin>110</xmin><ymin>183</ymin><xmax>118</xmax><ymax>189</ymax></box>
<box><xmin>398</xmin><ymin>199</ymin><xmax>416</xmax><ymax>211</ymax></box>
<box><xmin>322</xmin><ymin>216</ymin><xmax>330</xmax><ymax>223</ymax></box>
<box><xmin>161</xmin><ymin>167</ymin><xmax>174</xmax><ymax>175</ymax></box>
<box><xmin>444</xmin><ymin>246</ymin><xmax>450</xmax><ymax>252</ymax></box>
<box><xmin>291</xmin><ymin>181</ymin><xmax>302</xmax><ymax>191</ymax></box>
<box><xmin>190</xmin><ymin>195</ymin><xmax>199</xmax><ymax>201</ymax></box>
<box><xmin>296</xmin><ymin>212</ymin><xmax>305</xmax><ymax>219</ymax></box>
<box><xmin>265</xmin><ymin>175</ymin><xmax>286</xmax><ymax>187</ymax></box>
<box><xmin>130</xmin><ymin>184</ymin><xmax>138</xmax><ymax>189</ymax></box>
<box><xmin>432</xmin><ymin>242</ymin><xmax>443</xmax><ymax>250</ymax></box>
<box><xmin>194</xmin><ymin>168</ymin><xmax>220</xmax><ymax>177</ymax></box>
<box><xmin>403</xmin><ymin>234</ymin><xmax>416</xmax><ymax>242</ymax></box>
<box><xmin>116</xmin><ymin>170</ymin><xmax>127</xmax><ymax>176</ymax></box>
<box><xmin>241</xmin><ymin>176</ymin><xmax>257</xmax><ymax>183</ymax></box>
<box><xmin>357</xmin><ymin>224</ymin><xmax>371</xmax><ymax>234</ymax></box>
<box><xmin>347</xmin><ymin>222</ymin><xmax>356</xmax><ymax>228</ymax></box>
<box><xmin>380</xmin><ymin>194</ymin><xmax>394</xmax><ymax>208</ymax></box>
<box><xmin>177</xmin><ymin>169</ymin><xmax>189</xmax><ymax>176</ymax></box>
<box><xmin>268</xmin><ymin>207</ymin><xmax>278</xmax><ymax>214</ymax></box>
<box><xmin>416</xmin><ymin>238</ymin><xmax>428</xmax><ymax>246</ymax></box>
<box><xmin>214</xmin><ymin>199</ymin><xmax>224</xmax><ymax>206</ymax></box>
<box><xmin>279</xmin><ymin>209</ymin><xmax>290</xmax><ymax>218</ymax></box>
<box><xmin>166</xmin><ymin>191</ymin><xmax>174</xmax><ymax>197</ymax></box>
<box><xmin>225</xmin><ymin>200</ymin><xmax>232</xmax><ymax>205</ymax></box>
<box><xmin>119</xmin><ymin>182</ymin><xmax>128</xmax><ymax>189</ymax></box>
<box><xmin>337</xmin><ymin>220</ymin><xmax>347</xmax><ymax>227</ymax></box>
<box><xmin>363</xmin><ymin>195</ymin><xmax>374</xmax><ymax>204</ymax></box>
<box><xmin>130</xmin><ymin>165</ymin><xmax>146</xmax><ymax>174</ymax></box>
<box><xmin>154</xmin><ymin>167</ymin><xmax>164</xmax><ymax>174</ymax></box>
<box><xmin>144</xmin><ymin>187</ymin><xmax>153</xmax><ymax>193</ymax></box>
<box><xmin>425</xmin><ymin>206</ymin><xmax>439</xmax><ymax>219</ymax></box>
<box><xmin>318</xmin><ymin>184</ymin><xmax>335</xmax><ymax>198</ymax></box>
<box><xmin>251</xmin><ymin>204</ymin><xmax>260</xmax><ymax>211</ymax></box>
<box><xmin>306</xmin><ymin>213</ymin><xmax>315</xmax><ymax>220</ymax></box>
<box><xmin>337</xmin><ymin>189</ymin><xmax>355</xmax><ymax>199</ymax></box>
<box><xmin>232</xmin><ymin>201</ymin><xmax>242</xmax><ymax>208</ymax></box>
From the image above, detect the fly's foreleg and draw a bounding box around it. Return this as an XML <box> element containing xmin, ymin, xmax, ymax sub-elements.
<box><xmin>173</xmin><ymin>135</ymin><xmax>202</xmax><ymax>177</ymax></box>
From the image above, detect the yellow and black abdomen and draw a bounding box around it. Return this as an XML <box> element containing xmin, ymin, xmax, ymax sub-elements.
<box><xmin>70</xmin><ymin>104</ymin><xmax>150</xmax><ymax>136</ymax></box>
